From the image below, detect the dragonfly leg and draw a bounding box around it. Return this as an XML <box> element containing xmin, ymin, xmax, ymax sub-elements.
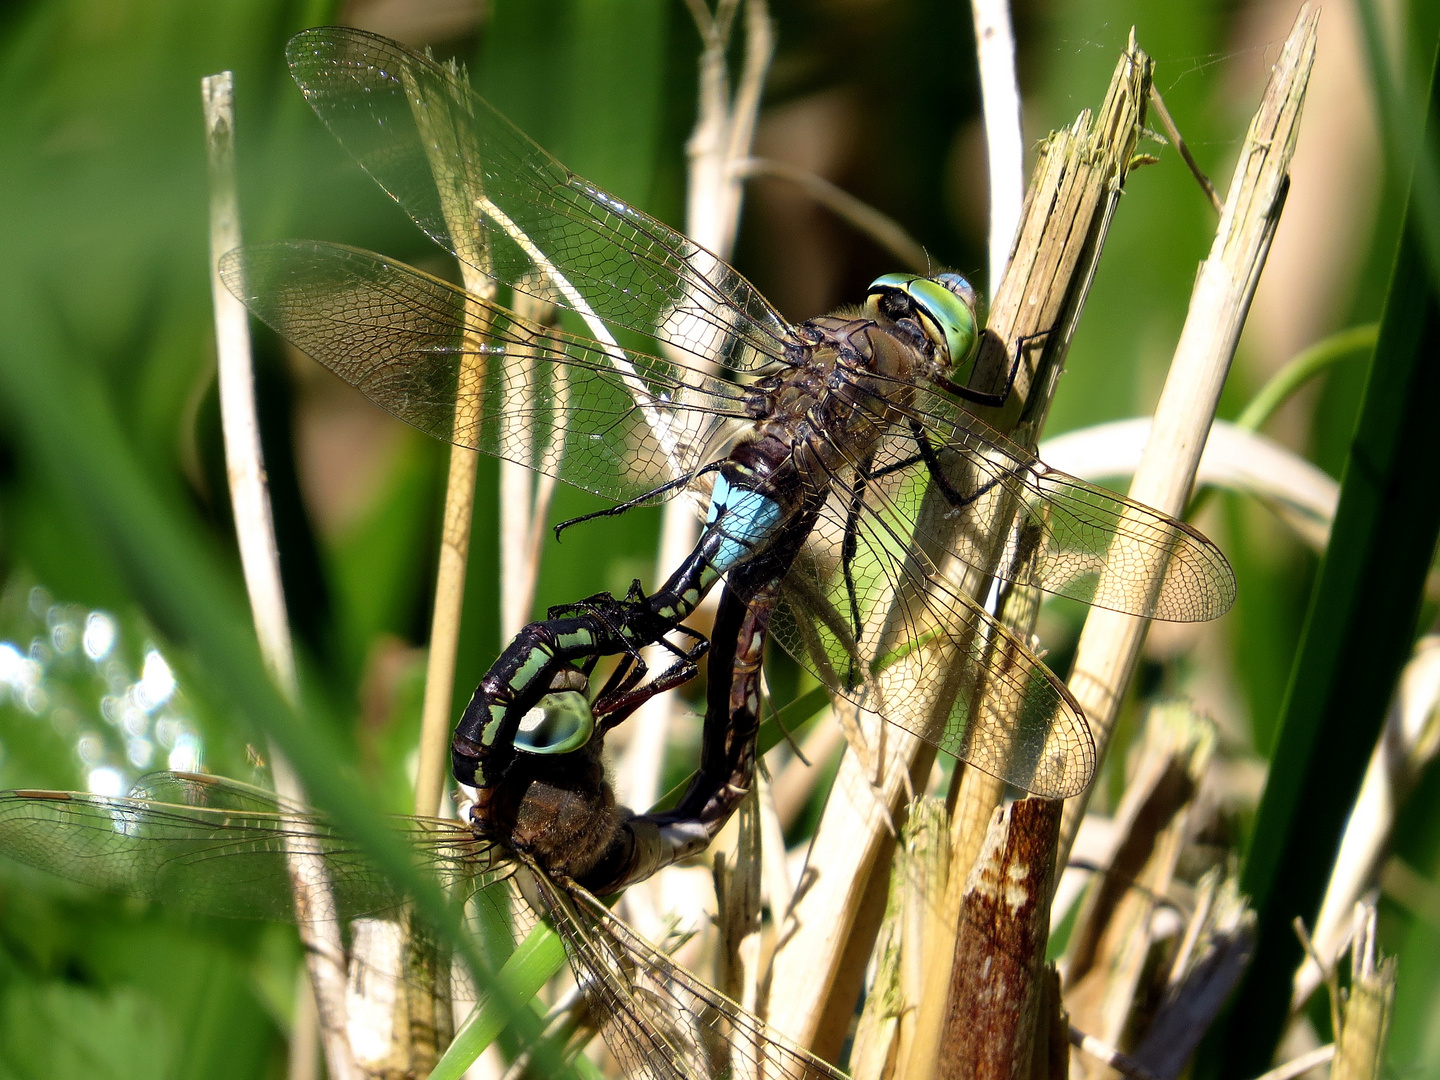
<box><xmin>546</xmin><ymin>581</ymin><xmax>646</xmax><ymax>622</ymax></box>
<box><xmin>934</xmin><ymin>326</ymin><xmax>1054</xmax><ymax>408</ymax></box>
<box><xmin>552</xmin><ymin>461</ymin><xmax>724</xmax><ymax>541</ymax></box>
<box><xmin>906</xmin><ymin>419</ymin><xmax>1011</xmax><ymax>510</ymax></box>
<box><xmin>839</xmin><ymin>455</ymin><xmax>878</xmax><ymax>686</ymax></box>
<box><xmin>862</xmin><ymin>423</ymin><xmax>1014</xmax><ymax>513</ymax></box>
<box><xmin>592</xmin><ymin>624</ymin><xmax>710</xmax><ymax>730</ymax></box>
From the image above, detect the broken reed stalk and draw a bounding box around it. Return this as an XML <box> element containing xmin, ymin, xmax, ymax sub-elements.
<box><xmin>934</xmin><ymin>798</ymin><xmax>1063</xmax><ymax>1080</ymax></box>
<box><xmin>1054</xmin><ymin>3</ymin><xmax>1319</xmax><ymax>879</ymax></box>
<box><xmin>1127</xmin><ymin>869</ymin><xmax>1256</xmax><ymax>1077</ymax></box>
<box><xmin>498</xmin><ymin>283</ymin><xmax>568</xmax><ymax>650</ymax></box>
<box><xmin>1068</xmin><ymin>1027</ymin><xmax>1165</xmax><ymax>1080</ymax></box>
<box><xmin>1253</xmin><ymin>1044</ymin><xmax>1336</xmax><ymax>1080</ymax></box>
<box><xmin>415</xmin><ymin>438</ymin><xmax>481</xmax><ymax>816</ymax></box>
<box><xmin>202</xmin><ymin>71</ymin><xmax>356</xmax><ymax>1080</ymax></box>
<box><xmin>904</xmin><ymin>45</ymin><xmax>1155</xmax><ymax>1080</ymax></box>
<box><xmin>766</xmin><ymin>40</ymin><xmax>1152</xmax><ymax>1064</ymax></box>
<box><xmin>848</xmin><ymin>797</ymin><xmax>950</xmax><ymax>1079</ymax></box>
<box><xmin>1330</xmin><ymin>902</ymin><xmax>1398</xmax><ymax>1080</ymax></box>
<box><xmin>969</xmin><ymin>0</ymin><xmax>1025</xmax><ymax>293</ymax></box>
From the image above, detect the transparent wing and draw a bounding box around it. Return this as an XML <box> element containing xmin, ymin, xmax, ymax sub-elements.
<box><xmin>529</xmin><ymin>867</ymin><xmax>847</xmax><ymax>1080</ymax></box>
<box><xmin>884</xmin><ymin>385</ymin><xmax>1236</xmax><ymax>622</ymax></box>
<box><xmin>0</xmin><ymin>772</ymin><xmax>498</xmax><ymax>921</ymax></box>
<box><xmin>222</xmin><ymin>241</ymin><xmax>750</xmax><ymax>500</ymax></box>
<box><xmin>771</xmin><ymin>458</ymin><xmax>1095</xmax><ymax>800</ymax></box>
<box><xmin>285</xmin><ymin>26</ymin><xmax>794</xmax><ymax>373</ymax></box>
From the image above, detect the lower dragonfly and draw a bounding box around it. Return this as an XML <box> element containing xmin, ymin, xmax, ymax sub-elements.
<box><xmin>0</xmin><ymin>571</ymin><xmax>832</xmax><ymax>1080</ymax></box>
<box><xmin>222</xmin><ymin>27</ymin><xmax>1236</xmax><ymax>806</ymax></box>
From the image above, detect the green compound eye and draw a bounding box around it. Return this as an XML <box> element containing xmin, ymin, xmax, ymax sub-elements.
<box><xmin>866</xmin><ymin>272</ymin><xmax>980</xmax><ymax>379</ymax></box>
<box><xmin>514</xmin><ymin>691</ymin><xmax>595</xmax><ymax>755</ymax></box>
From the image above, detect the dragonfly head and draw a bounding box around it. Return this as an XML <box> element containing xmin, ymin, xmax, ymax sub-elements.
<box><xmin>513</xmin><ymin>690</ymin><xmax>597</xmax><ymax>756</ymax></box>
<box><xmin>865</xmin><ymin>272</ymin><xmax>980</xmax><ymax>380</ymax></box>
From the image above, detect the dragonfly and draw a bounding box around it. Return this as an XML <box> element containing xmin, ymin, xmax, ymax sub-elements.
<box><xmin>0</xmin><ymin>573</ymin><xmax>837</xmax><ymax>1080</ymax></box>
<box><xmin>222</xmin><ymin>27</ymin><xmax>1236</xmax><ymax>802</ymax></box>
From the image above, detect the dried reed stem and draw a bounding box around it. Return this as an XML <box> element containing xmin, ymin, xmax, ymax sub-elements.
<box><xmin>1068</xmin><ymin>1028</ymin><xmax>1165</xmax><ymax>1080</ymax></box>
<box><xmin>906</xmin><ymin>44</ymin><xmax>1154</xmax><ymax>1078</ymax></box>
<box><xmin>850</xmin><ymin>798</ymin><xmax>949</xmax><ymax>1079</ymax></box>
<box><xmin>1330</xmin><ymin>903</ymin><xmax>1398</xmax><ymax>1080</ymax></box>
<box><xmin>1251</xmin><ymin>1043</ymin><xmax>1336</xmax><ymax>1080</ymax></box>
<box><xmin>767</xmin><ymin>41</ymin><xmax>1152</xmax><ymax>1063</ymax></box>
<box><xmin>202</xmin><ymin>71</ymin><xmax>357</xmax><ymax>1080</ymax></box>
<box><xmin>1129</xmin><ymin>868</ymin><xmax>1256</xmax><ymax>1078</ymax></box>
<box><xmin>416</xmin><ymin>444</ymin><xmax>480</xmax><ymax>818</ymax></box>
<box><xmin>970</xmin><ymin>0</ymin><xmax>1025</xmax><ymax>292</ymax></box>
<box><xmin>935</xmin><ymin>798</ymin><xmax>1062</xmax><ymax>1080</ymax></box>
<box><xmin>409</xmin><ymin>60</ymin><xmax>498</xmax><ymax>820</ymax></box>
<box><xmin>1063</xmin><ymin>706</ymin><xmax>1215</xmax><ymax>1073</ymax></box>
<box><xmin>1054</xmin><ymin>4</ymin><xmax>1319</xmax><ymax>877</ymax></box>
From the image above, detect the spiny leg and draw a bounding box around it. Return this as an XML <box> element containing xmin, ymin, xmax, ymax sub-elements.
<box><xmin>593</xmin><ymin>624</ymin><xmax>709</xmax><ymax>728</ymax></box>
<box><xmin>839</xmin><ymin>458</ymin><xmax>875</xmax><ymax>687</ymax></box>
<box><xmin>551</xmin><ymin>460</ymin><xmax>724</xmax><ymax>540</ymax></box>
<box><xmin>934</xmin><ymin>326</ymin><xmax>1053</xmax><ymax>408</ymax></box>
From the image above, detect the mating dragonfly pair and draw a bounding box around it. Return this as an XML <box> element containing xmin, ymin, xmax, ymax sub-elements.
<box><xmin>0</xmin><ymin>26</ymin><xmax>1235</xmax><ymax>1080</ymax></box>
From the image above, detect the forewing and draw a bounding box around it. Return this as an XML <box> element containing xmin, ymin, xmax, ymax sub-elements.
<box><xmin>223</xmin><ymin>241</ymin><xmax>747</xmax><ymax>500</ymax></box>
<box><xmin>0</xmin><ymin>772</ymin><xmax>495</xmax><ymax>921</ymax></box>
<box><xmin>531</xmin><ymin>869</ymin><xmax>847</xmax><ymax>1080</ymax></box>
<box><xmin>285</xmin><ymin>27</ymin><xmax>793</xmax><ymax>373</ymax></box>
<box><xmin>770</xmin><ymin>463</ymin><xmax>1095</xmax><ymax>799</ymax></box>
<box><xmin>890</xmin><ymin>387</ymin><xmax>1236</xmax><ymax>622</ymax></box>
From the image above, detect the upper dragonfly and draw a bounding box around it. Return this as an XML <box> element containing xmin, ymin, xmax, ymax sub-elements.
<box><xmin>223</xmin><ymin>27</ymin><xmax>1234</xmax><ymax>801</ymax></box>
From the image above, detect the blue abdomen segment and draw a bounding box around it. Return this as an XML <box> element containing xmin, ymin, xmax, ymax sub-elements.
<box><xmin>706</xmin><ymin>475</ymin><xmax>784</xmax><ymax>575</ymax></box>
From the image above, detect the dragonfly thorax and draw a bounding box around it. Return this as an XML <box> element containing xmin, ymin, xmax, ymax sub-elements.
<box><xmin>478</xmin><ymin>734</ymin><xmax>625</xmax><ymax>882</ymax></box>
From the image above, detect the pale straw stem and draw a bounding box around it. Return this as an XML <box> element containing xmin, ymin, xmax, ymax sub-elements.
<box><xmin>719</xmin><ymin>0</ymin><xmax>774</xmax><ymax>255</ymax></box>
<box><xmin>415</xmin><ymin>442</ymin><xmax>480</xmax><ymax>819</ymax></box>
<box><xmin>203</xmin><ymin>70</ymin><xmax>358</xmax><ymax>1080</ymax></box>
<box><xmin>768</xmin><ymin>43</ymin><xmax>1152</xmax><ymax>1061</ymax></box>
<box><xmin>970</xmin><ymin>0</ymin><xmax>1025</xmax><ymax>294</ymax></box>
<box><xmin>1250</xmin><ymin>1043</ymin><xmax>1337</xmax><ymax>1080</ymax></box>
<box><xmin>411</xmin><ymin>257</ymin><xmax>488</xmax><ymax>820</ymax></box>
<box><xmin>1054</xmin><ymin>4</ymin><xmax>1319</xmax><ymax>879</ymax></box>
<box><xmin>1068</xmin><ymin>1025</ymin><xmax>1166</xmax><ymax>1080</ymax></box>
<box><xmin>406</xmin><ymin>59</ymin><xmax>496</xmax><ymax>820</ymax></box>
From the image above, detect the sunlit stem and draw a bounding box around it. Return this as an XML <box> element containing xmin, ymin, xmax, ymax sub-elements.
<box><xmin>202</xmin><ymin>69</ymin><xmax>357</xmax><ymax>1080</ymax></box>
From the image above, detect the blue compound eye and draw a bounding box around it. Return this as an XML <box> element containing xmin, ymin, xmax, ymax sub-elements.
<box><xmin>865</xmin><ymin>273</ymin><xmax>980</xmax><ymax>378</ymax></box>
<box><xmin>514</xmin><ymin>691</ymin><xmax>595</xmax><ymax>755</ymax></box>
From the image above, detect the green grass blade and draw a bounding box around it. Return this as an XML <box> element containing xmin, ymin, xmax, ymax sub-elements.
<box><xmin>433</xmin><ymin>924</ymin><xmax>568</xmax><ymax>1080</ymax></box>
<box><xmin>1211</xmin><ymin>32</ymin><xmax>1440</xmax><ymax>1076</ymax></box>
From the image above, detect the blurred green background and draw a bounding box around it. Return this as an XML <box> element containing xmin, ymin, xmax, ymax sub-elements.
<box><xmin>0</xmin><ymin>0</ymin><xmax>1436</xmax><ymax>1077</ymax></box>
